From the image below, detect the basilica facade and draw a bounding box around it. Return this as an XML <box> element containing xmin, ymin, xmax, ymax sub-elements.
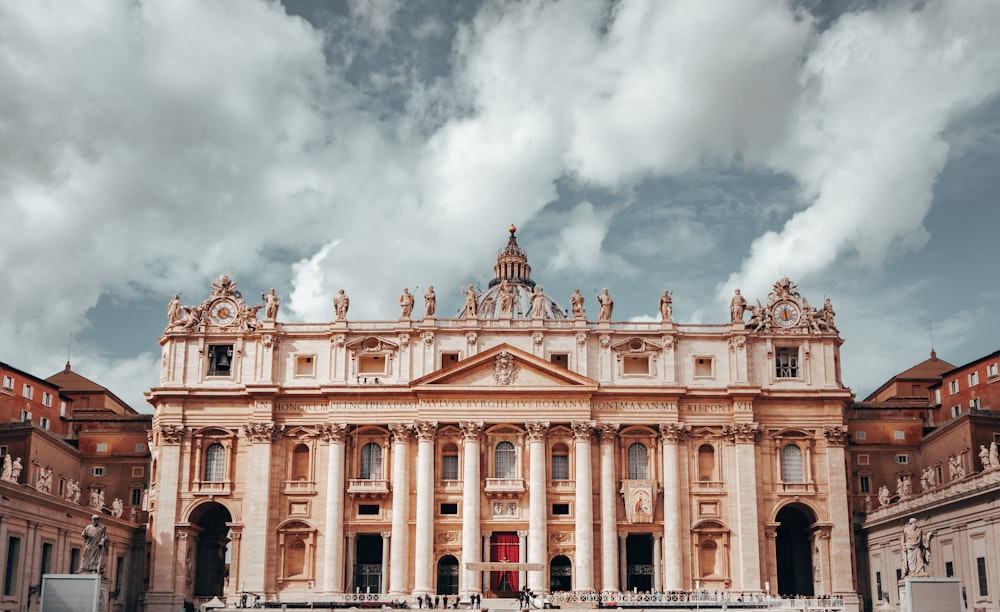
<box><xmin>144</xmin><ymin>228</ymin><xmax>857</xmax><ymax>611</ymax></box>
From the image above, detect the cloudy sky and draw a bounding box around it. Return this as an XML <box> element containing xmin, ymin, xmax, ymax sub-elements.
<box><xmin>2</xmin><ymin>0</ymin><xmax>998</xmax><ymax>411</ymax></box>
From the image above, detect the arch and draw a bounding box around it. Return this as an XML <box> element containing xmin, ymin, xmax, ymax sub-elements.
<box><xmin>278</xmin><ymin>520</ymin><xmax>316</xmax><ymax>581</ymax></box>
<box><xmin>437</xmin><ymin>554</ymin><xmax>459</xmax><ymax>595</ymax></box>
<box><xmin>187</xmin><ymin>501</ymin><xmax>233</xmax><ymax>598</ymax></box>
<box><xmin>495</xmin><ymin>441</ymin><xmax>516</xmax><ymax>479</ymax></box>
<box><xmin>550</xmin><ymin>554</ymin><xmax>572</xmax><ymax>592</ymax></box>
<box><xmin>290</xmin><ymin>443</ymin><xmax>310</xmax><ymax>481</ymax></box>
<box><xmin>360</xmin><ymin>442</ymin><xmax>383</xmax><ymax>479</ymax></box>
<box><xmin>627</xmin><ymin>442</ymin><xmax>648</xmax><ymax>479</ymax></box>
<box><xmin>691</xmin><ymin>520</ymin><xmax>730</xmax><ymax>585</ymax></box>
<box><xmin>775</xmin><ymin>503</ymin><xmax>816</xmax><ymax>597</ymax></box>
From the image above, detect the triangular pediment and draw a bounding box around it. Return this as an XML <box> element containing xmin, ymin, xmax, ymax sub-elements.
<box><xmin>412</xmin><ymin>344</ymin><xmax>597</xmax><ymax>391</ymax></box>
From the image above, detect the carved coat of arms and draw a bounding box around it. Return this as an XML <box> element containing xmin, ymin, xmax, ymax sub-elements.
<box><xmin>492</xmin><ymin>351</ymin><xmax>519</xmax><ymax>385</ymax></box>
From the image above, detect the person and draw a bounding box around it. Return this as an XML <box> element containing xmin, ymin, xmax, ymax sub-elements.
<box><xmin>263</xmin><ymin>288</ymin><xmax>280</xmax><ymax>321</ymax></box>
<box><xmin>399</xmin><ymin>288</ymin><xmax>414</xmax><ymax>319</ymax></box>
<box><xmin>167</xmin><ymin>294</ymin><xmax>182</xmax><ymax>326</ymax></box>
<box><xmin>424</xmin><ymin>286</ymin><xmax>436</xmax><ymax>317</ymax></box>
<box><xmin>979</xmin><ymin>444</ymin><xmax>992</xmax><ymax>471</ymax></box>
<box><xmin>498</xmin><ymin>280</ymin><xmax>514</xmax><ymax>317</ymax></box>
<box><xmin>659</xmin><ymin>290</ymin><xmax>673</xmax><ymax>322</ymax></box>
<box><xmin>730</xmin><ymin>289</ymin><xmax>747</xmax><ymax>323</ymax></box>
<box><xmin>530</xmin><ymin>286</ymin><xmax>546</xmax><ymax>318</ymax></box>
<box><xmin>570</xmin><ymin>288</ymin><xmax>585</xmax><ymax>319</ymax></box>
<box><xmin>901</xmin><ymin>517</ymin><xmax>933</xmax><ymax>577</ymax></box>
<box><xmin>597</xmin><ymin>288</ymin><xmax>614</xmax><ymax>322</ymax></box>
<box><xmin>463</xmin><ymin>284</ymin><xmax>478</xmax><ymax>318</ymax></box>
<box><xmin>334</xmin><ymin>289</ymin><xmax>350</xmax><ymax>320</ymax></box>
<box><xmin>80</xmin><ymin>515</ymin><xmax>108</xmax><ymax>575</ymax></box>
<box><xmin>36</xmin><ymin>466</ymin><xmax>53</xmax><ymax>493</ymax></box>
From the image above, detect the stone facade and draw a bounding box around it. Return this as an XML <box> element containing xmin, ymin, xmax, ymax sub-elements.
<box><xmin>145</xmin><ymin>229</ymin><xmax>857</xmax><ymax>611</ymax></box>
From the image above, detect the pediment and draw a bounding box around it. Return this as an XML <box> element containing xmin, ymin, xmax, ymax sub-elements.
<box><xmin>610</xmin><ymin>336</ymin><xmax>663</xmax><ymax>353</ymax></box>
<box><xmin>345</xmin><ymin>336</ymin><xmax>399</xmax><ymax>353</ymax></box>
<box><xmin>412</xmin><ymin>344</ymin><xmax>597</xmax><ymax>391</ymax></box>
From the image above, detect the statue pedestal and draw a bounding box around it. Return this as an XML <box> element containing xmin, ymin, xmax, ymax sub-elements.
<box><xmin>39</xmin><ymin>575</ymin><xmax>109</xmax><ymax>612</ymax></box>
<box><xmin>898</xmin><ymin>578</ymin><xmax>961</xmax><ymax>612</ymax></box>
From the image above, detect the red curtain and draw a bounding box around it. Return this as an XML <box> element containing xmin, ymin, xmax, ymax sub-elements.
<box><xmin>490</xmin><ymin>533</ymin><xmax>519</xmax><ymax>591</ymax></box>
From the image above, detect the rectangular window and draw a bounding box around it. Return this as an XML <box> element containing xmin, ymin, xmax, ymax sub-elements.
<box><xmin>22</xmin><ymin>384</ymin><xmax>33</xmax><ymax>399</ymax></box>
<box><xmin>952</xmin><ymin>405</ymin><xmax>962</xmax><ymax>418</ymax></box>
<box><xmin>549</xmin><ymin>353</ymin><xmax>568</xmax><ymax>368</ymax></box>
<box><xmin>3</xmin><ymin>536</ymin><xmax>21</xmax><ymax>596</ymax></box>
<box><xmin>39</xmin><ymin>417</ymin><xmax>50</xmax><ymax>430</ymax></box>
<box><xmin>945</xmin><ymin>561</ymin><xmax>954</xmax><ymax>577</ymax></box>
<box><xmin>91</xmin><ymin>466</ymin><xmax>106</xmax><ymax>476</ymax></box>
<box><xmin>969</xmin><ymin>371</ymin><xmax>980</xmax><ymax>387</ymax></box>
<box><xmin>294</xmin><ymin>355</ymin><xmax>316</xmax><ymax>377</ymax></box>
<box><xmin>20</xmin><ymin>410</ymin><xmax>32</xmax><ymax>423</ymax></box>
<box><xmin>131</xmin><ymin>488</ymin><xmax>143</xmax><ymax>505</ymax></box>
<box><xmin>41</xmin><ymin>392</ymin><xmax>53</xmax><ymax>407</ymax></box>
<box><xmin>60</xmin><ymin>401</ymin><xmax>67</xmax><ymax>417</ymax></box>
<box><xmin>860</xmin><ymin>476</ymin><xmax>870</xmax><ymax>493</ymax></box>
<box><xmin>949</xmin><ymin>379</ymin><xmax>959</xmax><ymax>394</ymax></box>
<box><xmin>135</xmin><ymin>443</ymin><xmax>148</xmax><ymax>453</ymax></box>
<box><xmin>70</xmin><ymin>548</ymin><xmax>80</xmax><ymax>574</ymax></box>
<box><xmin>358</xmin><ymin>504</ymin><xmax>380</xmax><ymax>516</ymax></box>
<box><xmin>552</xmin><ymin>503</ymin><xmax>570</xmax><ymax>515</ymax></box>
<box><xmin>623</xmin><ymin>355</ymin><xmax>651</xmax><ymax>375</ymax></box>
<box><xmin>442</xmin><ymin>455</ymin><xmax>458</xmax><ymax>480</ymax></box>
<box><xmin>551</xmin><ymin>455</ymin><xmax>569</xmax><ymax>480</ymax></box>
<box><xmin>96</xmin><ymin>442</ymin><xmax>108</xmax><ymax>453</ymax></box>
<box><xmin>895</xmin><ymin>454</ymin><xmax>911</xmax><ymax>464</ymax></box>
<box><xmin>439</xmin><ymin>503</ymin><xmax>458</xmax><ymax>515</ymax></box>
<box><xmin>855</xmin><ymin>431</ymin><xmax>867</xmax><ymax>441</ymax></box>
<box><xmin>988</xmin><ymin>363</ymin><xmax>999</xmax><ymax>378</ymax></box>
<box><xmin>440</xmin><ymin>352</ymin><xmax>460</xmax><ymax>370</ymax></box>
<box><xmin>977</xmin><ymin>557</ymin><xmax>988</xmax><ymax>596</ymax></box>
<box><xmin>893</xmin><ymin>430</ymin><xmax>906</xmax><ymax>440</ymax></box>
<box><xmin>875</xmin><ymin>571</ymin><xmax>883</xmax><ymax>601</ymax></box>
<box><xmin>694</xmin><ymin>357</ymin><xmax>714</xmax><ymax>378</ymax></box>
<box><xmin>1</xmin><ymin>375</ymin><xmax>12</xmax><ymax>390</ymax></box>
<box><xmin>970</xmin><ymin>398</ymin><xmax>981</xmax><ymax>410</ymax></box>
<box><xmin>934</xmin><ymin>388</ymin><xmax>941</xmax><ymax>404</ymax></box>
<box><xmin>207</xmin><ymin>344</ymin><xmax>234</xmax><ymax>377</ymax></box>
<box><xmin>41</xmin><ymin>542</ymin><xmax>53</xmax><ymax>575</ymax></box>
<box><xmin>775</xmin><ymin>348</ymin><xmax>799</xmax><ymax>378</ymax></box>
<box><xmin>132</xmin><ymin>466</ymin><xmax>145</xmax><ymax>477</ymax></box>
<box><xmin>858</xmin><ymin>454</ymin><xmax>870</xmax><ymax>465</ymax></box>
<box><xmin>358</xmin><ymin>354</ymin><xmax>386</xmax><ymax>375</ymax></box>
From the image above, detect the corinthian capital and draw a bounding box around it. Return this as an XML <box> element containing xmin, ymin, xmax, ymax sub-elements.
<box><xmin>571</xmin><ymin>420</ymin><xmax>596</xmax><ymax>443</ymax></box>
<box><xmin>389</xmin><ymin>423</ymin><xmax>413</xmax><ymax>444</ymax></box>
<box><xmin>659</xmin><ymin>422</ymin><xmax>691</xmax><ymax>443</ymax></box>
<box><xmin>414</xmin><ymin>420</ymin><xmax>438</xmax><ymax>442</ymax></box>
<box><xmin>598</xmin><ymin>423</ymin><xmax>619</xmax><ymax>443</ymax></box>
<box><xmin>244</xmin><ymin>421</ymin><xmax>284</xmax><ymax>442</ymax></box>
<box><xmin>823</xmin><ymin>425</ymin><xmax>849</xmax><ymax>447</ymax></box>
<box><xmin>723</xmin><ymin>422</ymin><xmax>760</xmax><ymax>444</ymax></box>
<box><xmin>459</xmin><ymin>421</ymin><xmax>483</xmax><ymax>441</ymax></box>
<box><xmin>524</xmin><ymin>421</ymin><xmax>549</xmax><ymax>441</ymax></box>
<box><xmin>159</xmin><ymin>424</ymin><xmax>186</xmax><ymax>444</ymax></box>
<box><xmin>318</xmin><ymin>422</ymin><xmax>349</xmax><ymax>443</ymax></box>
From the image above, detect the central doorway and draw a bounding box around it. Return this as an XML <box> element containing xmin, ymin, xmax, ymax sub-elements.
<box><xmin>625</xmin><ymin>534</ymin><xmax>653</xmax><ymax>592</ymax></box>
<box><xmin>775</xmin><ymin>504</ymin><xmax>815</xmax><ymax>597</ymax></box>
<box><xmin>354</xmin><ymin>534</ymin><xmax>384</xmax><ymax>594</ymax></box>
<box><xmin>489</xmin><ymin>532</ymin><xmax>519</xmax><ymax>595</ymax></box>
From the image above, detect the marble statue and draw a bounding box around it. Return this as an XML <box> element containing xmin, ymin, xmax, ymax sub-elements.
<box><xmin>66</xmin><ymin>478</ymin><xmax>81</xmax><ymax>503</ymax></box>
<box><xmin>570</xmin><ymin>288</ymin><xmax>585</xmax><ymax>319</ymax></box>
<box><xmin>424</xmin><ymin>286</ymin><xmax>436</xmax><ymax>317</ymax></box>
<box><xmin>897</xmin><ymin>475</ymin><xmax>911</xmax><ymax>499</ymax></box>
<box><xmin>111</xmin><ymin>498</ymin><xmax>124</xmax><ymax>518</ymax></box>
<box><xmin>463</xmin><ymin>285</ymin><xmax>478</xmax><ymax>318</ymax></box>
<box><xmin>498</xmin><ymin>280</ymin><xmax>514</xmax><ymax>317</ymax></box>
<box><xmin>1</xmin><ymin>454</ymin><xmax>10</xmax><ymax>481</ymax></box>
<box><xmin>36</xmin><ymin>466</ymin><xmax>53</xmax><ymax>494</ymax></box>
<box><xmin>659</xmin><ymin>290</ymin><xmax>673</xmax><ymax>322</ymax></box>
<box><xmin>991</xmin><ymin>441</ymin><xmax>999</xmax><ymax>469</ymax></box>
<box><xmin>877</xmin><ymin>485</ymin><xmax>890</xmax><ymax>507</ymax></box>
<box><xmin>399</xmin><ymin>288</ymin><xmax>414</xmax><ymax>319</ymax></box>
<box><xmin>334</xmin><ymin>289</ymin><xmax>349</xmax><ymax>320</ymax></box>
<box><xmin>263</xmin><ymin>288</ymin><xmax>280</xmax><ymax>321</ymax></box>
<box><xmin>730</xmin><ymin>289</ymin><xmax>747</xmax><ymax>323</ymax></box>
<box><xmin>597</xmin><ymin>288</ymin><xmax>614</xmax><ymax>322</ymax></box>
<box><xmin>90</xmin><ymin>488</ymin><xmax>104</xmax><ymax>512</ymax></box>
<box><xmin>80</xmin><ymin>515</ymin><xmax>107</xmax><ymax>575</ymax></box>
<box><xmin>979</xmin><ymin>445</ymin><xmax>992</xmax><ymax>471</ymax></box>
<box><xmin>530</xmin><ymin>286</ymin><xmax>546</xmax><ymax>318</ymax></box>
<box><xmin>901</xmin><ymin>517</ymin><xmax>933</xmax><ymax>577</ymax></box>
<box><xmin>948</xmin><ymin>453</ymin><xmax>966</xmax><ymax>480</ymax></box>
<box><xmin>821</xmin><ymin>297</ymin><xmax>837</xmax><ymax>330</ymax></box>
<box><xmin>167</xmin><ymin>294</ymin><xmax>182</xmax><ymax>326</ymax></box>
<box><xmin>9</xmin><ymin>457</ymin><xmax>21</xmax><ymax>482</ymax></box>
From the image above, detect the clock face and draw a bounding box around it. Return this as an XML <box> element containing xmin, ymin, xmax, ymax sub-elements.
<box><xmin>210</xmin><ymin>300</ymin><xmax>238</xmax><ymax>326</ymax></box>
<box><xmin>773</xmin><ymin>302</ymin><xmax>800</xmax><ymax>328</ymax></box>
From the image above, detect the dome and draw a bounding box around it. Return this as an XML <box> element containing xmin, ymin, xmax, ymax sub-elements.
<box><xmin>457</xmin><ymin>227</ymin><xmax>569</xmax><ymax>320</ymax></box>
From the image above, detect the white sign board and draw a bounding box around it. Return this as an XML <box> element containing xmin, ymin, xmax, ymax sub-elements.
<box><xmin>904</xmin><ymin>578</ymin><xmax>962</xmax><ymax>612</ymax></box>
<box><xmin>40</xmin><ymin>575</ymin><xmax>106</xmax><ymax>612</ymax></box>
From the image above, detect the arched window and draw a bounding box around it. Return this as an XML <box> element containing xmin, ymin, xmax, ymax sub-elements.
<box><xmin>782</xmin><ymin>444</ymin><xmax>804</xmax><ymax>482</ymax></box>
<box><xmin>291</xmin><ymin>444</ymin><xmax>310</xmax><ymax>481</ymax></box>
<box><xmin>204</xmin><ymin>443</ymin><xmax>225</xmax><ymax>482</ymax></box>
<box><xmin>360</xmin><ymin>442</ymin><xmax>383</xmax><ymax>480</ymax></box>
<box><xmin>495</xmin><ymin>441</ymin><xmax>516</xmax><ymax>479</ymax></box>
<box><xmin>698</xmin><ymin>444</ymin><xmax>715</xmax><ymax>481</ymax></box>
<box><xmin>441</xmin><ymin>443</ymin><xmax>459</xmax><ymax>481</ymax></box>
<box><xmin>627</xmin><ymin>443</ymin><xmax>648</xmax><ymax>479</ymax></box>
<box><xmin>551</xmin><ymin>443</ymin><xmax>569</xmax><ymax>480</ymax></box>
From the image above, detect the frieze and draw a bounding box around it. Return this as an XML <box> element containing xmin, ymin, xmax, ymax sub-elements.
<box><xmin>492</xmin><ymin>502</ymin><xmax>519</xmax><ymax>518</ymax></box>
<box><xmin>424</xmin><ymin>399</ymin><xmax>589</xmax><ymax>411</ymax></box>
<box><xmin>275</xmin><ymin>402</ymin><xmax>330</xmax><ymax>413</ymax></box>
<box><xmin>595</xmin><ymin>401</ymin><xmax>679</xmax><ymax>413</ymax></box>
<box><xmin>159</xmin><ymin>424</ymin><xmax>186</xmax><ymax>444</ymax></box>
<box><xmin>328</xmin><ymin>401</ymin><xmax>419</xmax><ymax>412</ymax></box>
<box><xmin>680</xmin><ymin>403</ymin><xmax>731</xmax><ymax>414</ymax></box>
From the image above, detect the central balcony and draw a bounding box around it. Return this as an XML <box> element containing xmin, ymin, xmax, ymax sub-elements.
<box><xmin>348</xmin><ymin>478</ymin><xmax>391</xmax><ymax>500</ymax></box>
<box><xmin>484</xmin><ymin>477</ymin><xmax>525</xmax><ymax>499</ymax></box>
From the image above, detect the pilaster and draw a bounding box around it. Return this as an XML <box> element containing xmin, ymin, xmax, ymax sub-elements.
<box><xmin>725</xmin><ymin>419</ymin><xmax>761</xmax><ymax>592</ymax></box>
<box><xmin>660</xmin><ymin>422</ymin><xmax>690</xmax><ymax>591</ymax></box>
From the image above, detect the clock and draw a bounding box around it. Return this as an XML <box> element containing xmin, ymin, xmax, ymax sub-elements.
<box><xmin>210</xmin><ymin>300</ymin><xmax>238</xmax><ymax>326</ymax></box>
<box><xmin>773</xmin><ymin>302</ymin><xmax>800</xmax><ymax>328</ymax></box>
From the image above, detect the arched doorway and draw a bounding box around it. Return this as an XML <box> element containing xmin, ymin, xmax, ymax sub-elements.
<box><xmin>437</xmin><ymin>555</ymin><xmax>459</xmax><ymax>595</ymax></box>
<box><xmin>550</xmin><ymin>555</ymin><xmax>572</xmax><ymax>592</ymax></box>
<box><xmin>188</xmin><ymin>501</ymin><xmax>233</xmax><ymax>598</ymax></box>
<box><xmin>775</xmin><ymin>504</ymin><xmax>815</xmax><ymax>597</ymax></box>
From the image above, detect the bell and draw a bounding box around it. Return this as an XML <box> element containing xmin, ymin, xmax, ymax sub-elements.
<box><xmin>217</xmin><ymin>352</ymin><xmax>230</xmax><ymax>368</ymax></box>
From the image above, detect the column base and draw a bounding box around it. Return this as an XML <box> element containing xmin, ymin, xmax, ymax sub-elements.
<box><xmin>144</xmin><ymin>591</ymin><xmax>186</xmax><ymax>612</ymax></box>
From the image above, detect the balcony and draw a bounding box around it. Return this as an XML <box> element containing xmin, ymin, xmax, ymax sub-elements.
<box><xmin>283</xmin><ymin>479</ymin><xmax>317</xmax><ymax>496</ymax></box>
<box><xmin>348</xmin><ymin>478</ymin><xmax>390</xmax><ymax>499</ymax></box>
<box><xmin>192</xmin><ymin>481</ymin><xmax>231</xmax><ymax>497</ymax></box>
<box><xmin>484</xmin><ymin>477</ymin><xmax>525</xmax><ymax>499</ymax></box>
<box><xmin>549</xmin><ymin>480</ymin><xmax>575</xmax><ymax>494</ymax></box>
<box><xmin>777</xmin><ymin>481</ymin><xmax>816</xmax><ymax>496</ymax></box>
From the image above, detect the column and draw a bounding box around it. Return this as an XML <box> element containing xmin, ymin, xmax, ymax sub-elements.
<box><xmin>599</xmin><ymin>425</ymin><xmax>620</xmax><ymax>592</ymax></box>
<box><xmin>241</xmin><ymin>422</ymin><xmax>278</xmax><ymax>594</ymax></box>
<box><xmin>728</xmin><ymin>419</ymin><xmax>761</xmax><ymax>592</ymax></box>
<box><xmin>346</xmin><ymin>533</ymin><xmax>357</xmax><ymax>593</ymax></box>
<box><xmin>518</xmin><ymin>531</ymin><xmax>528</xmax><ymax>589</ymax></box>
<box><xmin>482</xmin><ymin>531</ymin><xmax>491</xmax><ymax>595</ymax></box>
<box><xmin>323</xmin><ymin>423</ymin><xmax>348</xmax><ymax>594</ymax></box>
<box><xmin>227</xmin><ymin>526</ymin><xmax>243</xmax><ymax>599</ymax></box>
<box><xmin>824</xmin><ymin>426</ymin><xmax>855</xmax><ymax>595</ymax></box>
<box><xmin>525</xmin><ymin>421</ymin><xmax>549</xmax><ymax>593</ymax></box>
<box><xmin>763</xmin><ymin>523</ymin><xmax>779</xmax><ymax>595</ymax></box>
<box><xmin>413</xmin><ymin>421</ymin><xmax>438</xmax><ymax>596</ymax></box>
<box><xmin>388</xmin><ymin>424</ymin><xmax>412</xmax><ymax>596</ymax></box>
<box><xmin>618</xmin><ymin>534</ymin><xmax>627</xmax><ymax>591</ymax></box>
<box><xmin>461</xmin><ymin>422</ymin><xmax>484</xmax><ymax>598</ymax></box>
<box><xmin>572</xmin><ymin>421</ymin><xmax>595</xmax><ymax>591</ymax></box>
<box><xmin>659</xmin><ymin>423</ymin><xmax>688</xmax><ymax>591</ymax></box>
<box><xmin>653</xmin><ymin>535</ymin><xmax>662</xmax><ymax>593</ymax></box>
<box><xmin>382</xmin><ymin>532</ymin><xmax>392</xmax><ymax>593</ymax></box>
